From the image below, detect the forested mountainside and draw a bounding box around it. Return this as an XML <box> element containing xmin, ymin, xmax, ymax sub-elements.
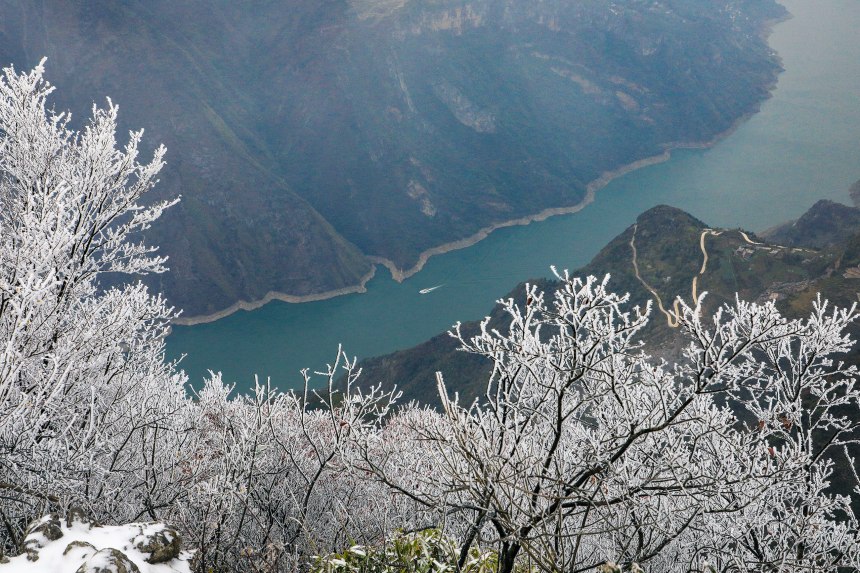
<box><xmin>762</xmin><ymin>198</ymin><xmax>860</xmax><ymax>248</ymax></box>
<box><xmin>0</xmin><ymin>0</ymin><xmax>786</xmax><ymax>317</ymax></box>
<box><xmin>361</xmin><ymin>199</ymin><xmax>860</xmax><ymax>404</ymax></box>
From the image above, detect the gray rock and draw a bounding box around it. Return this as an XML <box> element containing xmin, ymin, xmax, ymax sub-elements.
<box><xmin>135</xmin><ymin>524</ymin><xmax>182</xmax><ymax>564</ymax></box>
<box><xmin>25</xmin><ymin>514</ymin><xmax>64</xmax><ymax>541</ymax></box>
<box><xmin>75</xmin><ymin>548</ymin><xmax>142</xmax><ymax>573</ymax></box>
<box><xmin>65</xmin><ymin>507</ymin><xmax>100</xmax><ymax>529</ymax></box>
<box><xmin>23</xmin><ymin>514</ymin><xmax>64</xmax><ymax>561</ymax></box>
<box><xmin>64</xmin><ymin>540</ymin><xmax>96</xmax><ymax>556</ymax></box>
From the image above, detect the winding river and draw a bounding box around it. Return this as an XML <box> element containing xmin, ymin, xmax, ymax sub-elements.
<box><xmin>166</xmin><ymin>0</ymin><xmax>860</xmax><ymax>392</ymax></box>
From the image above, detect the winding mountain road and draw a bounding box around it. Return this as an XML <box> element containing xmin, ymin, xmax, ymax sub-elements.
<box><xmin>630</xmin><ymin>225</ymin><xmax>763</xmax><ymax>328</ymax></box>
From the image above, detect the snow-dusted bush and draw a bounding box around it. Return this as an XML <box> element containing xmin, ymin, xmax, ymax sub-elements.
<box><xmin>168</xmin><ymin>363</ymin><xmax>425</xmax><ymax>572</ymax></box>
<box><xmin>354</xmin><ymin>273</ymin><xmax>860</xmax><ymax>572</ymax></box>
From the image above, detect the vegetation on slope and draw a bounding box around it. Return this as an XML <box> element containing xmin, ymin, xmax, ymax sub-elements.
<box><xmin>357</xmin><ymin>200</ymin><xmax>859</xmax><ymax>404</ymax></box>
<box><xmin>0</xmin><ymin>0</ymin><xmax>787</xmax><ymax>316</ymax></box>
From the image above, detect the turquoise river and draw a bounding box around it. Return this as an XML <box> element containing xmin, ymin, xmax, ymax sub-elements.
<box><xmin>167</xmin><ymin>0</ymin><xmax>860</xmax><ymax>392</ymax></box>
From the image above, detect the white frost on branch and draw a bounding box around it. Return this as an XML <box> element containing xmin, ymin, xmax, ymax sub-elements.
<box><xmin>0</xmin><ymin>58</ymin><xmax>185</xmax><ymax>552</ymax></box>
<box><xmin>353</xmin><ymin>272</ymin><xmax>860</xmax><ymax>573</ymax></box>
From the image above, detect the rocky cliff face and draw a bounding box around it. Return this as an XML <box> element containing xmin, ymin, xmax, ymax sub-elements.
<box><xmin>0</xmin><ymin>0</ymin><xmax>786</xmax><ymax>317</ymax></box>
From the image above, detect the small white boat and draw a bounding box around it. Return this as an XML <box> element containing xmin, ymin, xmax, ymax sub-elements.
<box><xmin>419</xmin><ymin>284</ymin><xmax>444</xmax><ymax>294</ymax></box>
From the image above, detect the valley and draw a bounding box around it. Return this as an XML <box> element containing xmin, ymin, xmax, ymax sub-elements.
<box><xmin>0</xmin><ymin>0</ymin><xmax>786</xmax><ymax>317</ymax></box>
<box><xmin>166</xmin><ymin>0</ymin><xmax>860</xmax><ymax>391</ymax></box>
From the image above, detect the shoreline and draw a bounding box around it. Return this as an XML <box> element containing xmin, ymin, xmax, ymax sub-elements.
<box><xmin>175</xmin><ymin>121</ymin><xmax>726</xmax><ymax>326</ymax></box>
<box><xmin>366</xmin><ymin>150</ymin><xmax>670</xmax><ymax>283</ymax></box>
<box><xmin>176</xmin><ymin>106</ymin><xmax>768</xmax><ymax>326</ymax></box>
<box><xmin>175</xmin><ymin>15</ymin><xmax>787</xmax><ymax>326</ymax></box>
<box><xmin>366</xmin><ymin>99</ymin><xmax>771</xmax><ymax>284</ymax></box>
<box><xmin>171</xmin><ymin>266</ymin><xmax>377</xmax><ymax>326</ymax></box>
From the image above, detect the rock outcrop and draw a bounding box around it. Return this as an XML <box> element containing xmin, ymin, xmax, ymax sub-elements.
<box><xmin>2</xmin><ymin>510</ymin><xmax>192</xmax><ymax>573</ymax></box>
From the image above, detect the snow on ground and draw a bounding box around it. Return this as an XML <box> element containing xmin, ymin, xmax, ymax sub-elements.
<box><xmin>0</xmin><ymin>512</ymin><xmax>193</xmax><ymax>573</ymax></box>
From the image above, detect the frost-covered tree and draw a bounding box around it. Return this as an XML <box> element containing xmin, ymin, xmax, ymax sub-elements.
<box><xmin>354</xmin><ymin>273</ymin><xmax>860</xmax><ymax>573</ymax></box>
<box><xmin>0</xmin><ymin>58</ymin><xmax>185</xmax><ymax>551</ymax></box>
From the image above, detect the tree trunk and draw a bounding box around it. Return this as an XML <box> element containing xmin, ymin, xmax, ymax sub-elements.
<box><xmin>498</xmin><ymin>542</ymin><xmax>521</xmax><ymax>573</ymax></box>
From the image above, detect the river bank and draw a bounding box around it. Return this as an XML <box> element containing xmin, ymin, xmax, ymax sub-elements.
<box><xmin>172</xmin><ymin>266</ymin><xmax>378</xmax><ymax>326</ymax></box>
<box><xmin>176</xmin><ymin>106</ymin><xmax>767</xmax><ymax>325</ymax></box>
<box><xmin>173</xmin><ymin>12</ymin><xmax>786</xmax><ymax>326</ymax></box>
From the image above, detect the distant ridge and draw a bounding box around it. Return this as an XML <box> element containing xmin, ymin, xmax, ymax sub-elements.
<box><xmin>762</xmin><ymin>199</ymin><xmax>860</xmax><ymax>249</ymax></box>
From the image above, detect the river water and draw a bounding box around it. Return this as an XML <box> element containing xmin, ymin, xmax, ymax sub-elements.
<box><xmin>166</xmin><ymin>0</ymin><xmax>860</xmax><ymax>392</ymax></box>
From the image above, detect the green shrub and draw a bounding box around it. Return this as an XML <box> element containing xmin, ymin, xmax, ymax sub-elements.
<box><xmin>312</xmin><ymin>529</ymin><xmax>503</xmax><ymax>573</ymax></box>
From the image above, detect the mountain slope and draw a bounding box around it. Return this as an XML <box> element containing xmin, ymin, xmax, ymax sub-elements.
<box><xmin>0</xmin><ymin>0</ymin><xmax>787</xmax><ymax>317</ymax></box>
<box><xmin>358</xmin><ymin>202</ymin><xmax>851</xmax><ymax>404</ymax></box>
<box><xmin>0</xmin><ymin>1</ymin><xmax>374</xmax><ymax>317</ymax></box>
<box><xmin>762</xmin><ymin>199</ymin><xmax>860</xmax><ymax>249</ymax></box>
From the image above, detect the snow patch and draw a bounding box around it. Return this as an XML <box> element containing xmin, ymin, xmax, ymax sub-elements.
<box><xmin>1</xmin><ymin>514</ymin><xmax>192</xmax><ymax>573</ymax></box>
